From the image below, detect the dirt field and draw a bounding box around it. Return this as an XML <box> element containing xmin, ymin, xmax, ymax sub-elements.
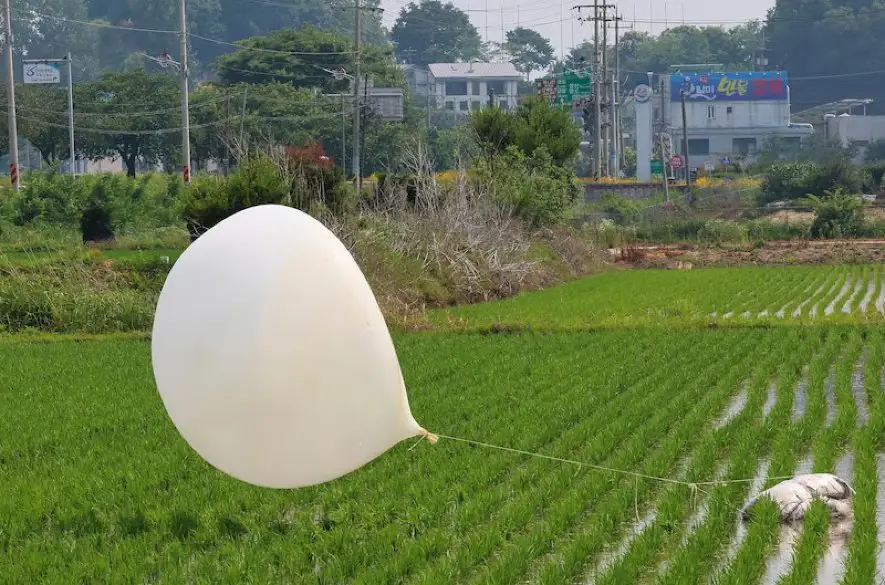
<box><xmin>609</xmin><ymin>239</ymin><xmax>885</xmax><ymax>269</ymax></box>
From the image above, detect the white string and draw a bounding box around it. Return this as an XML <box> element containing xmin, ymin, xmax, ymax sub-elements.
<box><xmin>423</xmin><ymin>433</ymin><xmax>796</xmax><ymax>489</ymax></box>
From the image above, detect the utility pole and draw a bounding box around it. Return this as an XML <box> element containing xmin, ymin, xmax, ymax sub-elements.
<box><xmin>681</xmin><ymin>89</ymin><xmax>690</xmax><ymax>189</ymax></box>
<box><xmin>66</xmin><ymin>53</ymin><xmax>74</xmax><ymax>175</ymax></box>
<box><xmin>612</xmin><ymin>12</ymin><xmax>621</xmax><ymax>176</ymax></box>
<box><xmin>593</xmin><ymin>1</ymin><xmax>601</xmax><ymax>177</ymax></box>
<box><xmin>4</xmin><ymin>0</ymin><xmax>19</xmax><ymax>189</ymax></box>
<box><xmin>574</xmin><ymin>2</ymin><xmax>616</xmax><ymax>178</ymax></box>
<box><xmin>352</xmin><ymin>0</ymin><xmax>362</xmax><ymax>194</ymax></box>
<box><xmin>179</xmin><ymin>0</ymin><xmax>191</xmax><ymax>183</ymax></box>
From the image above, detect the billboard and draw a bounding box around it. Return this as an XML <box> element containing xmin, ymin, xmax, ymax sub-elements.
<box><xmin>670</xmin><ymin>72</ymin><xmax>788</xmax><ymax>102</ymax></box>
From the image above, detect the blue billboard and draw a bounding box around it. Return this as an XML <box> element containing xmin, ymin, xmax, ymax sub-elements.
<box><xmin>670</xmin><ymin>71</ymin><xmax>789</xmax><ymax>102</ymax></box>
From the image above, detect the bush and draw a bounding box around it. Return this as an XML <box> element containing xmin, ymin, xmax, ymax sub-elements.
<box><xmin>806</xmin><ymin>189</ymin><xmax>866</xmax><ymax>239</ymax></box>
<box><xmin>598</xmin><ymin>194</ymin><xmax>642</xmax><ymax>225</ymax></box>
<box><xmin>863</xmin><ymin>162</ymin><xmax>885</xmax><ymax>193</ymax></box>
<box><xmin>472</xmin><ymin>145</ymin><xmax>580</xmax><ymax>227</ymax></box>
<box><xmin>179</xmin><ymin>153</ymin><xmax>352</xmax><ymax>239</ymax></box>
<box><xmin>760</xmin><ymin>161</ymin><xmax>818</xmax><ymax>204</ymax></box>
<box><xmin>697</xmin><ymin>220</ymin><xmax>749</xmax><ymax>246</ymax></box>
<box><xmin>805</xmin><ymin>159</ymin><xmax>862</xmax><ymax>198</ymax></box>
<box><xmin>761</xmin><ymin>160</ymin><xmax>863</xmax><ymax>205</ymax></box>
<box><xmin>80</xmin><ymin>176</ymin><xmax>118</xmax><ymax>243</ymax></box>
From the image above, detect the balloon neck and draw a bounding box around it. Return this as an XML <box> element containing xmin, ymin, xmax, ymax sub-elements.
<box><xmin>418</xmin><ymin>427</ymin><xmax>439</xmax><ymax>445</ymax></box>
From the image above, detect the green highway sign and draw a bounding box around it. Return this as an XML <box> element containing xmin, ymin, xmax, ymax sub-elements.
<box><xmin>555</xmin><ymin>73</ymin><xmax>592</xmax><ymax>106</ymax></box>
<box><xmin>537</xmin><ymin>72</ymin><xmax>592</xmax><ymax>109</ymax></box>
<box><xmin>651</xmin><ymin>159</ymin><xmax>664</xmax><ymax>174</ymax></box>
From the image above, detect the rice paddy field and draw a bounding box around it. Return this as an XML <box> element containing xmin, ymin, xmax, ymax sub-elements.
<box><xmin>5</xmin><ymin>264</ymin><xmax>885</xmax><ymax>584</ymax></box>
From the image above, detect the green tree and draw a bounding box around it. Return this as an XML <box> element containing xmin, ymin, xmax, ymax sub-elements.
<box><xmin>10</xmin><ymin>0</ymin><xmax>100</xmax><ymax>79</ymax></box>
<box><xmin>213</xmin><ymin>25</ymin><xmax>404</xmax><ymax>90</ymax></box>
<box><xmin>18</xmin><ymin>84</ymin><xmax>71</xmax><ymax>164</ymax></box>
<box><xmin>391</xmin><ymin>0</ymin><xmax>482</xmax><ymax>67</ymax></box>
<box><xmin>75</xmin><ymin>69</ymin><xmax>180</xmax><ymax>177</ymax></box>
<box><xmin>469</xmin><ymin>96</ymin><xmax>581</xmax><ymax>166</ymax></box>
<box><xmin>504</xmin><ymin>27</ymin><xmax>554</xmax><ymax>80</ymax></box>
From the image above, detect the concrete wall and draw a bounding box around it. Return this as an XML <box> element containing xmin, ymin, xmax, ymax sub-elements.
<box><xmin>826</xmin><ymin>115</ymin><xmax>885</xmax><ymax>147</ymax></box>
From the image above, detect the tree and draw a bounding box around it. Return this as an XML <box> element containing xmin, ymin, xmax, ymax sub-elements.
<box><xmin>75</xmin><ymin>69</ymin><xmax>180</xmax><ymax>177</ymax></box>
<box><xmin>469</xmin><ymin>96</ymin><xmax>581</xmax><ymax>167</ymax></box>
<box><xmin>8</xmin><ymin>0</ymin><xmax>100</xmax><ymax>79</ymax></box>
<box><xmin>767</xmin><ymin>0</ymin><xmax>885</xmax><ymax>114</ymax></box>
<box><xmin>391</xmin><ymin>0</ymin><xmax>482</xmax><ymax>67</ymax></box>
<box><xmin>504</xmin><ymin>27</ymin><xmax>554</xmax><ymax>80</ymax></box>
<box><xmin>18</xmin><ymin>84</ymin><xmax>70</xmax><ymax>164</ymax></box>
<box><xmin>213</xmin><ymin>25</ymin><xmax>404</xmax><ymax>91</ymax></box>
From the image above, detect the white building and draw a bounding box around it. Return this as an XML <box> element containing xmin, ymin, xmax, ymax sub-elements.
<box><xmin>663</xmin><ymin>71</ymin><xmax>813</xmax><ymax>168</ymax></box>
<box><xmin>427</xmin><ymin>62</ymin><xmax>522</xmax><ymax>113</ymax></box>
<box><xmin>824</xmin><ymin>112</ymin><xmax>885</xmax><ymax>162</ymax></box>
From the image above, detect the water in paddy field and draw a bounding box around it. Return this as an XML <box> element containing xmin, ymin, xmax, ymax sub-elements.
<box><xmin>852</xmin><ymin>352</ymin><xmax>869</xmax><ymax>427</ymax></box>
<box><xmin>793</xmin><ymin>282</ymin><xmax>827</xmax><ymax>318</ymax></box>
<box><xmin>859</xmin><ymin>275</ymin><xmax>877</xmax><ymax>313</ymax></box>
<box><xmin>708</xmin><ymin>459</ymin><xmax>772</xmax><ymax>585</ymax></box>
<box><xmin>793</xmin><ymin>369</ymin><xmax>810</xmax><ymax>423</ymax></box>
<box><xmin>815</xmin><ymin>452</ymin><xmax>855</xmax><ymax>585</ymax></box>
<box><xmin>714</xmin><ymin>384</ymin><xmax>748</xmax><ymax>430</ymax></box>
<box><xmin>876</xmin><ymin>454</ymin><xmax>885</xmax><ymax>583</ymax></box>
<box><xmin>841</xmin><ymin>277</ymin><xmax>865</xmax><ymax>314</ymax></box>
<box><xmin>654</xmin><ymin>461</ymin><xmax>730</xmax><ymax>578</ymax></box>
<box><xmin>760</xmin><ymin>524</ymin><xmax>802</xmax><ymax>585</ymax></box>
<box><xmin>825</xmin><ymin>367</ymin><xmax>838</xmax><ymax>428</ymax></box>
<box><xmin>584</xmin><ymin>458</ymin><xmax>692</xmax><ymax>585</ymax></box>
<box><xmin>825</xmin><ymin>275</ymin><xmax>854</xmax><ymax>316</ymax></box>
<box><xmin>812</xmin><ymin>278</ymin><xmax>843</xmax><ymax>318</ymax></box>
<box><xmin>762</xmin><ymin>381</ymin><xmax>778</xmax><ymax>419</ymax></box>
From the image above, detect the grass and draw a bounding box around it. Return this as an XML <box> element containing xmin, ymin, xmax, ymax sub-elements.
<box><xmin>4</xmin><ymin>256</ymin><xmax>885</xmax><ymax>583</ymax></box>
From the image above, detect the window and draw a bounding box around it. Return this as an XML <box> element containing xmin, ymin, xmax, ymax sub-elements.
<box><xmin>681</xmin><ymin>139</ymin><xmax>710</xmax><ymax>156</ymax></box>
<box><xmin>444</xmin><ymin>101</ymin><xmax>454</xmax><ymax>111</ymax></box>
<box><xmin>471</xmin><ymin>81</ymin><xmax>481</xmax><ymax>95</ymax></box>
<box><xmin>732</xmin><ymin>138</ymin><xmax>758</xmax><ymax>156</ymax></box>
<box><xmin>472</xmin><ymin>100</ymin><xmax>483</xmax><ymax>111</ymax></box>
<box><xmin>707</xmin><ymin>106</ymin><xmax>716</xmax><ymax>119</ymax></box>
<box><xmin>726</xmin><ymin>106</ymin><xmax>734</xmax><ymax>115</ymax></box>
<box><xmin>444</xmin><ymin>81</ymin><xmax>468</xmax><ymax>96</ymax></box>
<box><xmin>459</xmin><ymin>100</ymin><xmax>469</xmax><ymax>112</ymax></box>
<box><xmin>487</xmin><ymin>80</ymin><xmax>507</xmax><ymax>95</ymax></box>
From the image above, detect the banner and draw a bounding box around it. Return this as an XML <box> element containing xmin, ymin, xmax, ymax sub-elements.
<box><xmin>670</xmin><ymin>71</ymin><xmax>788</xmax><ymax>102</ymax></box>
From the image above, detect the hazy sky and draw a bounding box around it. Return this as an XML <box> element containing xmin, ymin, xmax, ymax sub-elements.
<box><xmin>380</xmin><ymin>0</ymin><xmax>775</xmax><ymax>57</ymax></box>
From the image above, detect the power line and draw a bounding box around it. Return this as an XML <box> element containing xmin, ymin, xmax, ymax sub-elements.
<box><xmin>12</xmin><ymin>12</ymin><xmax>178</xmax><ymax>34</ymax></box>
<box><xmin>188</xmin><ymin>33</ymin><xmax>357</xmax><ymax>56</ymax></box>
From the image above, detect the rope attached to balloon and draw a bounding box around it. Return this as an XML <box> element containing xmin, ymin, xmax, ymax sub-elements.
<box><xmin>414</xmin><ymin>432</ymin><xmax>796</xmax><ymax>493</ymax></box>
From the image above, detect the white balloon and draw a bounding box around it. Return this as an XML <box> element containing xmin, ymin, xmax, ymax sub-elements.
<box><xmin>151</xmin><ymin>204</ymin><xmax>431</xmax><ymax>489</ymax></box>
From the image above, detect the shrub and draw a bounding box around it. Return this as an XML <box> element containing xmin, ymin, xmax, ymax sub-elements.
<box><xmin>179</xmin><ymin>153</ymin><xmax>351</xmax><ymax>239</ymax></box>
<box><xmin>598</xmin><ymin>193</ymin><xmax>642</xmax><ymax>225</ymax></box>
<box><xmin>473</xmin><ymin>145</ymin><xmax>580</xmax><ymax>227</ymax></box>
<box><xmin>80</xmin><ymin>176</ymin><xmax>118</xmax><ymax>243</ymax></box>
<box><xmin>697</xmin><ymin>220</ymin><xmax>749</xmax><ymax>246</ymax></box>
<box><xmin>760</xmin><ymin>161</ymin><xmax>818</xmax><ymax>204</ymax></box>
<box><xmin>863</xmin><ymin>162</ymin><xmax>885</xmax><ymax>193</ymax></box>
<box><xmin>806</xmin><ymin>189</ymin><xmax>866</xmax><ymax>239</ymax></box>
<box><xmin>805</xmin><ymin>159</ymin><xmax>862</xmax><ymax>197</ymax></box>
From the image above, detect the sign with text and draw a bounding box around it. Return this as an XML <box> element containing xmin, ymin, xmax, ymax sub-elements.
<box><xmin>537</xmin><ymin>73</ymin><xmax>592</xmax><ymax>110</ymax></box>
<box><xmin>671</xmin><ymin>71</ymin><xmax>788</xmax><ymax>102</ymax></box>
<box><xmin>23</xmin><ymin>62</ymin><xmax>61</xmax><ymax>84</ymax></box>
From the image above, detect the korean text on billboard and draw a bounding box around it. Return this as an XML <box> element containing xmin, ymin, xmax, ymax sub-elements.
<box><xmin>670</xmin><ymin>72</ymin><xmax>789</xmax><ymax>102</ymax></box>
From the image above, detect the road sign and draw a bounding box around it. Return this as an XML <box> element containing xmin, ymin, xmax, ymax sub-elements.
<box><xmin>670</xmin><ymin>154</ymin><xmax>684</xmax><ymax>169</ymax></box>
<box><xmin>556</xmin><ymin>73</ymin><xmax>592</xmax><ymax>106</ymax></box>
<box><xmin>634</xmin><ymin>84</ymin><xmax>652</xmax><ymax>104</ymax></box>
<box><xmin>651</xmin><ymin>159</ymin><xmax>663</xmax><ymax>174</ymax></box>
<box><xmin>23</xmin><ymin>62</ymin><xmax>61</xmax><ymax>84</ymax></box>
<box><xmin>721</xmin><ymin>156</ymin><xmax>731</xmax><ymax>166</ymax></box>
